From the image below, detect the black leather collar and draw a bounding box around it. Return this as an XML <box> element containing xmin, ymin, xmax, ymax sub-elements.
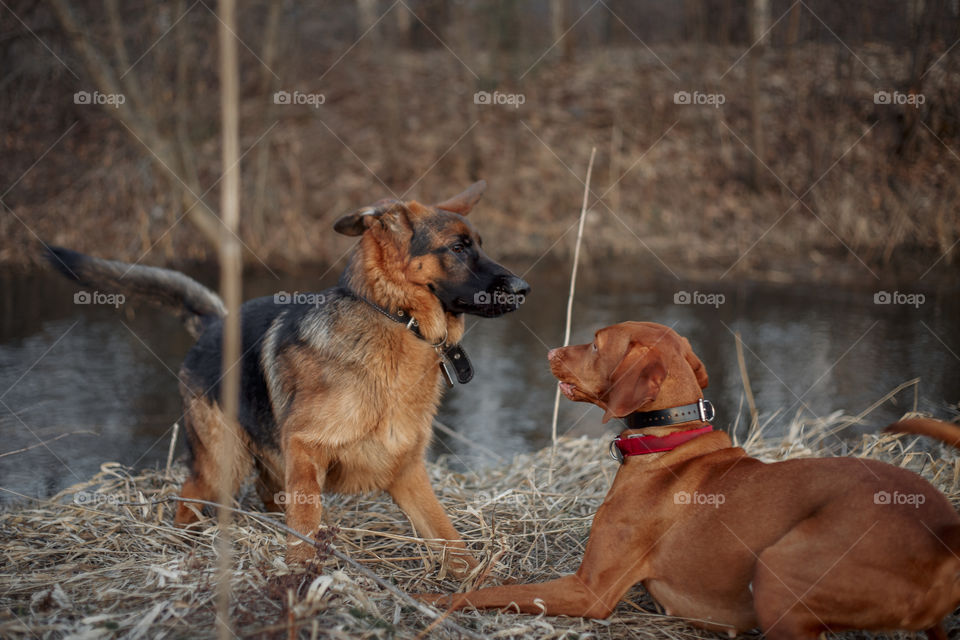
<box><xmin>348</xmin><ymin>292</ymin><xmax>473</xmax><ymax>386</ymax></box>
<box><xmin>621</xmin><ymin>399</ymin><xmax>715</xmax><ymax>429</ymax></box>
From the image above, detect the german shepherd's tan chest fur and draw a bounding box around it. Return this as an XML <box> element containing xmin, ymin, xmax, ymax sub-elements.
<box><xmin>274</xmin><ymin>307</ymin><xmax>452</xmax><ymax>494</ymax></box>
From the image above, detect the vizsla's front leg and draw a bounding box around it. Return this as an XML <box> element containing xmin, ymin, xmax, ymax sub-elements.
<box><xmin>418</xmin><ymin>564</ymin><xmax>643</xmax><ymax>618</ymax></box>
<box><xmin>418</xmin><ymin>505</ymin><xmax>646</xmax><ymax>618</ymax></box>
<box><xmin>283</xmin><ymin>433</ymin><xmax>328</xmax><ymax>565</ymax></box>
<box><xmin>389</xmin><ymin>460</ymin><xmax>478</xmax><ymax>577</ymax></box>
<box><xmin>421</xmin><ymin>574</ymin><xmax>622</xmax><ymax>618</ymax></box>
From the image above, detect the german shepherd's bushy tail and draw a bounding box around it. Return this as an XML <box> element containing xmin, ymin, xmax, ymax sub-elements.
<box><xmin>886</xmin><ymin>418</ymin><xmax>960</xmax><ymax>450</ymax></box>
<box><xmin>45</xmin><ymin>246</ymin><xmax>226</xmax><ymax>338</ymax></box>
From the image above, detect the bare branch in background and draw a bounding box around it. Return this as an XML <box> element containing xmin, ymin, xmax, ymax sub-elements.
<box><xmin>49</xmin><ymin>0</ymin><xmax>224</xmax><ymax>249</ymax></box>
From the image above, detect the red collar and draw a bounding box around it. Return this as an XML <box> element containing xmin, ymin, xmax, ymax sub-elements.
<box><xmin>609</xmin><ymin>425</ymin><xmax>713</xmax><ymax>463</ymax></box>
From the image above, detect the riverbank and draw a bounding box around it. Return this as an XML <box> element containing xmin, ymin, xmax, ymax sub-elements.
<box><xmin>3</xmin><ymin>413</ymin><xmax>958</xmax><ymax>639</ymax></box>
<box><xmin>3</xmin><ymin>43</ymin><xmax>957</xmax><ymax>285</ymax></box>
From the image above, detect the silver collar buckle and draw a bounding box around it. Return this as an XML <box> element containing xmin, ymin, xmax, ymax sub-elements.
<box><xmin>698</xmin><ymin>398</ymin><xmax>715</xmax><ymax>423</ymax></box>
<box><xmin>608</xmin><ymin>438</ymin><xmax>624</xmax><ymax>464</ymax></box>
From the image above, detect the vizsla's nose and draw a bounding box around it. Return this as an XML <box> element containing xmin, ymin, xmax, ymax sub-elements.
<box><xmin>547</xmin><ymin>348</ymin><xmax>560</xmax><ymax>362</ymax></box>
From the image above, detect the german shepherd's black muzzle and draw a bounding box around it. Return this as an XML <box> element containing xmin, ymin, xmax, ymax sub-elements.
<box><xmin>439</xmin><ymin>255</ymin><xmax>530</xmax><ymax>318</ymax></box>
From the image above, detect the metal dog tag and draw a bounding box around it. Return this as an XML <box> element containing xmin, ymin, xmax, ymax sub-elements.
<box><xmin>442</xmin><ymin>344</ymin><xmax>474</xmax><ymax>383</ymax></box>
<box><xmin>438</xmin><ymin>358</ymin><xmax>454</xmax><ymax>388</ymax></box>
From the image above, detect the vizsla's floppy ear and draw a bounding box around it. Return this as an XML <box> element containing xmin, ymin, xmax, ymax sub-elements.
<box><xmin>602</xmin><ymin>346</ymin><xmax>666</xmax><ymax>423</ymax></box>
<box><xmin>333</xmin><ymin>199</ymin><xmax>403</xmax><ymax>236</ymax></box>
<box><xmin>432</xmin><ymin>180</ymin><xmax>486</xmax><ymax>215</ymax></box>
<box><xmin>681</xmin><ymin>337</ymin><xmax>709</xmax><ymax>389</ymax></box>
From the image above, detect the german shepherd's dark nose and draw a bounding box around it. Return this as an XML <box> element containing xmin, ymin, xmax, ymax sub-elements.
<box><xmin>502</xmin><ymin>275</ymin><xmax>531</xmax><ymax>296</ymax></box>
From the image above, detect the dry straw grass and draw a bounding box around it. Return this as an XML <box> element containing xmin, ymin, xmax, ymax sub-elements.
<box><xmin>3</xmin><ymin>411</ymin><xmax>959</xmax><ymax>639</ymax></box>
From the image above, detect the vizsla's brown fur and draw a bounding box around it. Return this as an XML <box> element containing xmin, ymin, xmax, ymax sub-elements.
<box><xmin>420</xmin><ymin>322</ymin><xmax>960</xmax><ymax>639</ymax></box>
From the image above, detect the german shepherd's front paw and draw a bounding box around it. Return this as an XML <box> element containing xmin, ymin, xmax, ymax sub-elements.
<box><xmin>284</xmin><ymin>536</ymin><xmax>319</xmax><ymax>566</ymax></box>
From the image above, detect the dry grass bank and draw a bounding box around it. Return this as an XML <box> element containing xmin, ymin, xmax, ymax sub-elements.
<box><xmin>2</xmin><ymin>411</ymin><xmax>959</xmax><ymax>639</ymax></box>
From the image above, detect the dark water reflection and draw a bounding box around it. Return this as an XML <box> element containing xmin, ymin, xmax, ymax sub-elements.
<box><xmin>1</xmin><ymin>260</ymin><xmax>957</xmax><ymax>503</ymax></box>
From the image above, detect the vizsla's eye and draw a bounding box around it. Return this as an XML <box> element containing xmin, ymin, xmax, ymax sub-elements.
<box><xmin>592</xmin><ymin>343</ymin><xmax>598</xmax><ymax>352</ymax></box>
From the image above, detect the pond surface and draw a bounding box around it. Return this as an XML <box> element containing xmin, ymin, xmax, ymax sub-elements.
<box><xmin>1</xmin><ymin>258</ymin><xmax>958</xmax><ymax>504</ymax></box>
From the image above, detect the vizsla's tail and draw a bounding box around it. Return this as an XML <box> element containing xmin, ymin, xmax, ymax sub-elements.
<box><xmin>885</xmin><ymin>418</ymin><xmax>960</xmax><ymax>450</ymax></box>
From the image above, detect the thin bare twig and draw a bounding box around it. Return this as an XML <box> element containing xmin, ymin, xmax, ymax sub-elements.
<box><xmin>549</xmin><ymin>147</ymin><xmax>597</xmax><ymax>447</ymax></box>
<box><xmin>216</xmin><ymin>1</ymin><xmax>241</xmax><ymax>637</ymax></box>
<box><xmin>164</xmin><ymin>422</ymin><xmax>180</xmax><ymax>477</ymax></box>
<box><xmin>0</xmin><ymin>431</ymin><xmax>95</xmax><ymax>459</ymax></box>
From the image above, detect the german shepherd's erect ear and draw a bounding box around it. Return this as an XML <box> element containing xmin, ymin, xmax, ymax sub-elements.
<box><xmin>333</xmin><ymin>181</ymin><xmax>487</xmax><ymax>236</ymax></box>
<box><xmin>432</xmin><ymin>180</ymin><xmax>486</xmax><ymax>215</ymax></box>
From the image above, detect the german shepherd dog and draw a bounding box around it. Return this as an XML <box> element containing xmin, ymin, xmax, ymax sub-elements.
<box><xmin>46</xmin><ymin>180</ymin><xmax>529</xmax><ymax>572</ymax></box>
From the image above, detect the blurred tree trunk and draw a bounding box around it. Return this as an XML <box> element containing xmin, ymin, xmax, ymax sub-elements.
<box><xmin>860</xmin><ymin>0</ymin><xmax>873</xmax><ymax>42</ymax></box>
<box><xmin>785</xmin><ymin>1</ymin><xmax>802</xmax><ymax>66</ymax></box>
<box><xmin>172</xmin><ymin>0</ymin><xmax>199</xmax><ymax>259</ymax></box>
<box><xmin>749</xmin><ymin>0</ymin><xmax>771</xmax><ymax>47</ymax></box>
<box><xmin>719</xmin><ymin>0</ymin><xmax>733</xmax><ymax>45</ymax></box>
<box><xmin>683</xmin><ymin>0</ymin><xmax>706</xmax><ymax>43</ymax></box>
<box><xmin>608</xmin><ymin>123</ymin><xmax>622</xmax><ymax>213</ymax></box>
<box><xmin>250</xmin><ymin>0</ymin><xmax>284</xmax><ymax>241</ymax></box>
<box><xmin>409</xmin><ymin>0</ymin><xmax>448</xmax><ymax>49</ymax></box>
<box><xmin>492</xmin><ymin>0</ymin><xmax>520</xmax><ymax>80</ymax></box>
<box><xmin>356</xmin><ymin>0</ymin><xmax>378</xmax><ymax>37</ymax></box>
<box><xmin>49</xmin><ymin>0</ymin><xmax>223</xmax><ymax>249</ymax></box>
<box><xmin>395</xmin><ymin>1</ymin><xmax>412</xmax><ymax>47</ymax></box>
<box><xmin>551</xmin><ymin>0</ymin><xmax>564</xmax><ymax>45</ymax></box>
<box><xmin>551</xmin><ymin>0</ymin><xmax>574</xmax><ymax>63</ymax></box>
<box><xmin>899</xmin><ymin>0</ymin><xmax>940</xmax><ymax>157</ymax></box>
<box><xmin>747</xmin><ymin>0</ymin><xmax>769</xmax><ymax>189</ymax></box>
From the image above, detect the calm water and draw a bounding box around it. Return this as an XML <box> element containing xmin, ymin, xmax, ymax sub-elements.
<box><xmin>1</xmin><ymin>260</ymin><xmax>958</xmax><ymax>504</ymax></box>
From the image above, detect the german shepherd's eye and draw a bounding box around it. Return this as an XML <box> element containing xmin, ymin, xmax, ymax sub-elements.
<box><xmin>450</xmin><ymin>239</ymin><xmax>471</xmax><ymax>253</ymax></box>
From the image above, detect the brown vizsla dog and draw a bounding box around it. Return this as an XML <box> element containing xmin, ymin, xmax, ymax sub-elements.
<box><xmin>419</xmin><ymin>322</ymin><xmax>960</xmax><ymax>639</ymax></box>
